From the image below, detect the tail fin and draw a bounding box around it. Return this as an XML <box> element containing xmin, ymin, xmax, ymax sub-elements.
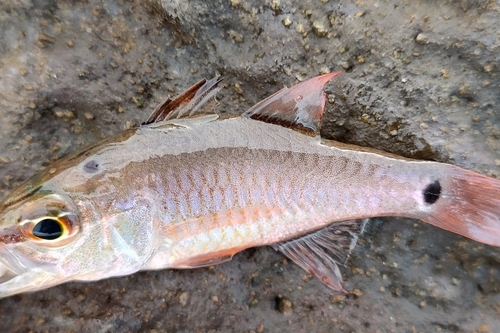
<box><xmin>420</xmin><ymin>166</ymin><xmax>500</xmax><ymax>247</ymax></box>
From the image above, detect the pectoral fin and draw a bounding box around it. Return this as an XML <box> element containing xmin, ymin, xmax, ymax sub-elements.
<box><xmin>272</xmin><ymin>219</ymin><xmax>367</xmax><ymax>293</ymax></box>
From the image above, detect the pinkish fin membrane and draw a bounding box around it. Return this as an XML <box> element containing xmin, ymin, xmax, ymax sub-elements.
<box><xmin>419</xmin><ymin>166</ymin><xmax>500</xmax><ymax>247</ymax></box>
<box><xmin>272</xmin><ymin>219</ymin><xmax>367</xmax><ymax>293</ymax></box>
<box><xmin>243</xmin><ymin>72</ymin><xmax>341</xmax><ymax>136</ymax></box>
<box><xmin>143</xmin><ymin>77</ymin><xmax>222</xmax><ymax>125</ymax></box>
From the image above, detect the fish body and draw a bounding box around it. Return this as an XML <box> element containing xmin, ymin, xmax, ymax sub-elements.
<box><xmin>0</xmin><ymin>73</ymin><xmax>499</xmax><ymax>298</ymax></box>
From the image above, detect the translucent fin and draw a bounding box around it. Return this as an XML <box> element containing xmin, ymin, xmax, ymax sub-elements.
<box><xmin>243</xmin><ymin>72</ymin><xmax>341</xmax><ymax>136</ymax></box>
<box><xmin>170</xmin><ymin>246</ymin><xmax>247</xmax><ymax>269</ymax></box>
<box><xmin>419</xmin><ymin>166</ymin><xmax>500</xmax><ymax>247</ymax></box>
<box><xmin>272</xmin><ymin>219</ymin><xmax>367</xmax><ymax>293</ymax></box>
<box><xmin>143</xmin><ymin>77</ymin><xmax>222</xmax><ymax>125</ymax></box>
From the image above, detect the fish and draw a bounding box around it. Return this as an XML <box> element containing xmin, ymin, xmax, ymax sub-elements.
<box><xmin>0</xmin><ymin>72</ymin><xmax>499</xmax><ymax>299</ymax></box>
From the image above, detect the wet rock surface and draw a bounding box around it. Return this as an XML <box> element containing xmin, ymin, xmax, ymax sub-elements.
<box><xmin>0</xmin><ymin>0</ymin><xmax>499</xmax><ymax>332</ymax></box>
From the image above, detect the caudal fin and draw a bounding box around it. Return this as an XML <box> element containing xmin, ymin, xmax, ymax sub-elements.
<box><xmin>420</xmin><ymin>166</ymin><xmax>500</xmax><ymax>247</ymax></box>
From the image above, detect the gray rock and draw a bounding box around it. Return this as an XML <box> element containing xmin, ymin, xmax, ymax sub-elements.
<box><xmin>0</xmin><ymin>0</ymin><xmax>499</xmax><ymax>332</ymax></box>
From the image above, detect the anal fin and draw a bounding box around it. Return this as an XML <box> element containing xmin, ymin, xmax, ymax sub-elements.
<box><xmin>272</xmin><ymin>219</ymin><xmax>367</xmax><ymax>293</ymax></box>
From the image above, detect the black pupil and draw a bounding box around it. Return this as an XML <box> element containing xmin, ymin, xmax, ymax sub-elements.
<box><xmin>33</xmin><ymin>219</ymin><xmax>63</xmax><ymax>240</ymax></box>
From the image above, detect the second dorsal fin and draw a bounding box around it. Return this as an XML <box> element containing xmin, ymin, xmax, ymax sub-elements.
<box><xmin>143</xmin><ymin>77</ymin><xmax>222</xmax><ymax>125</ymax></box>
<box><xmin>242</xmin><ymin>72</ymin><xmax>341</xmax><ymax>136</ymax></box>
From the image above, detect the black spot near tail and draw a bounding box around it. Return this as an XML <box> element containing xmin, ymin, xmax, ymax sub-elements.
<box><xmin>423</xmin><ymin>180</ymin><xmax>441</xmax><ymax>204</ymax></box>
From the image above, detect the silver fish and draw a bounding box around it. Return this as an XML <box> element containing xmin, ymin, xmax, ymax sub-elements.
<box><xmin>0</xmin><ymin>72</ymin><xmax>499</xmax><ymax>298</ymax></box>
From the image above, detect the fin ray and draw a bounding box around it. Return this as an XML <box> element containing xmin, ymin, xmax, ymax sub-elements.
<box><xmin>272</xmin><ymin>219</ymin><xmax>367</xmax><ymax>293</ymax></box>
<box><xmin>143</xmin><ymin>77</ymin><xmax>222</xmax><ymax>125</ymax></box>
<box><xmin>243</xmin><ymin>72</ymin><xmax>341</xmax><ymax>136</ymax></box>
<box><xmin>419</xmin><ymin>166</ymin><xmax>500</xmax><ymax>247</ymax></box>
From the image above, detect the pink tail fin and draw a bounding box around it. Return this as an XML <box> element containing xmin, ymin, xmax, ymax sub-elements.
<box><xmin>420</xmin><ymin>166</ymin><xmax>500</xmax><ymax>247</ymax></box>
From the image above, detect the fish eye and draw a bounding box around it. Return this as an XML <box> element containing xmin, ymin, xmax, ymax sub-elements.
<box><xmin>17</xmin><ymin>193</ymin><xmax>81</xmax><ymax>246</ymax></box>
<box><xmin>32</xmin><ymin>218</ymin><xmax>64</xmax><ymax>240</ymax></box>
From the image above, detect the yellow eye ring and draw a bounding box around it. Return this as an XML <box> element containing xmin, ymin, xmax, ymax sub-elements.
<box><xmin>17</xmin><ymin>193</ymin><xmax>81</xmax><ymax>246</ymax></box>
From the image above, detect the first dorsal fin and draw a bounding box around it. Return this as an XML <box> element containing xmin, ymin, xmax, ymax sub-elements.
<box><xmin>272</xmin><ymin>219</ymin><xmax>367</xmax><ymax>293</ymax></box>
<box><xmin>143</xmin><ymin>77</ymin><xmax>222</xmax><ymax>125</ymax></box>
<box><xmin>242</xmin><ymin>72</ymin><xmax>341</xmax><ymax>136</ymax></box>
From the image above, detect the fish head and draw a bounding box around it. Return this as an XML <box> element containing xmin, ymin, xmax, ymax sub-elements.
<box><xmin>0</xmin><ymin>168</ymin><xmax>84</xmax><ymax>296</ymax></box>
<box><xmin>0</xmin><ymin>141</ymin><xmax>156</xmax><ymax>298</ymax></box>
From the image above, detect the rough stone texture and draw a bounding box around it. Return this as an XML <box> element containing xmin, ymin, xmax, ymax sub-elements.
<box><xmin>0</xmin><ymin>0</ymin><xmax>499</xmax><ymax>332</ymax></box>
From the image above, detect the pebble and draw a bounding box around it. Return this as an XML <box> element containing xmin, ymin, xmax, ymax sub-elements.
<box><xmin>178</xmin><ymin>292</ymin><xmax>189</xmax><ymax>307</ymax></box>
<box><xmin>415</xmin><ymin>33</ymin><xmax>429</xmax><ymax>44</ymax></box>
<box><xmin>275</xmin><ymin>295</ymin><xmax>293</xmax><ymax>314</ymax></box>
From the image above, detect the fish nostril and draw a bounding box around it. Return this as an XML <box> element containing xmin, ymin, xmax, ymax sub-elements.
<box><xmin>83</xmin><ymin>160</ymin><xmax>100</xmax><ymax>173</ymax></box>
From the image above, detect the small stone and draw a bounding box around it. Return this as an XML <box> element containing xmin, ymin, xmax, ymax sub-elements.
<box><xmin>234</xmin><ymin>83</ymin><xmax>243</xmax><ymax>94</ymax></box>
<box><xmin>38</xmin><ymin>33</ymin><xmax>54</xmax><ymax>43</ymax></box>
<box><xmin>228</xmin><ymin>30</ymin><xmax>243</xmax><ymax>43</ymax></box>
<box><xmin>392</xmin><ymin>287</ymin><xmax>402</xmax><ymax>297</ymax></box>
<box><xmin>295</xmin><ymin>23</ymin><xmax>306</xmax><ymax>36</ymax></box>
<box><xmin>67</xmin><ymin>40</ymin><xmax>74</xmax><ymax>47</ymax></box>
<box><xmin>84</xmin><ymin>112</ymin><xmax>94</xmax><ymax>120</ymax></box>
<box><xmin>415</xmin><ymin>33</ymin><xmax>429</xmax><ymax>44</ymax></box>
<box><xmin>275</xmin><ymin>295</ymin><xmax>292</xmax><ymax>314</ymax></box>
<box><xmin>330</xmin><ymin>295</ymin><xmax>346</xmax><ymax>304</ymax></box>
<box><xmin>312</xmin><ymin>21</ymin><xmax>328</xmax><ymax>37</ymax></box>
<box><xmin>132</xmin><ymin>96</ymin><xmax>145</xmax><ymax>108</ymax></box>
<box><xmin>249</xmin><ymin>298</ymin><xmax>259</xmax><ymax>307</ymax></box>
<box><xmin>123</xmin><ymin>121</ymin><xmax>135</xmax><ymax>130</ymax></box>
<box><xmin>282</xmin><ymin>17</ymin><xmax>293</xmax><ymax>28</ymax></box>
<box><xmin>354</xmin><ymin>12</ymin><xmax>365</xmax><ymax>19</ymax></box>
<box><xmin>319</xmin><ymin>67</ymin><xmax>330</xmax><ymax>75</ymax></box>
<box><xmin>230</xmin><ymin>0</ymin><xmax>240</xmax><ymax>7</ymax></box>
<box><xmin>271</xmin><ymin>0</ymin><xmax>280</xmax><ymax>11</ymax></box>
<box><xmin>211</xmin><ymin>295</ymin><xmax>219</xmax><ymax>302</ymax></box>
<box><xmin>178</xmin><ymin>292</ymin><xmax>189</xmax><ymax>307</ymax></box>
<box><xmin>53</xmin><ymin>108</ymin><xmax>75</xmax><ymax>120</ymax></box>
<box><xmin>339</xmin><ymin>60</ymin><xmax>351</xmax><ymax>69</ymax></box>
<box><xmin>20</xmin><ymin>69</ymin><xmax>28</xmax><ymax>76</ymax></box>
<box><xmin>352</xmin><ymin>289</ymin><xmax>363</xmax><ymax>297</ymax></box>
<box><xmin>477</xmin><ymin>324</ymin><xmax>489</xmax><ymax>333</ymax></box>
